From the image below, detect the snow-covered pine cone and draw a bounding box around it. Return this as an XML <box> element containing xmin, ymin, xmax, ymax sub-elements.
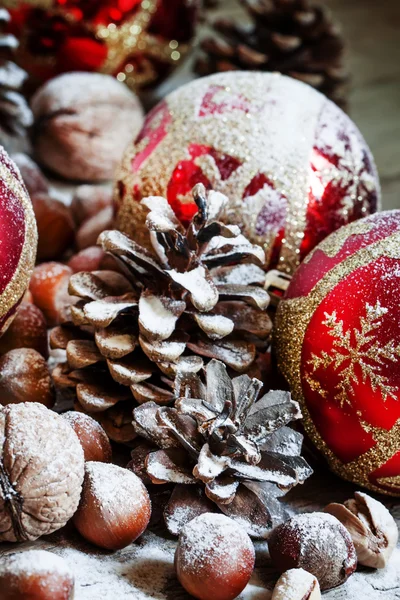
<box><xmin>51</xmin><ymin>184</ymin><xmax>272</xmax><ymax>443</ymax></box>
<box><xmin>196</xmin><ymin>0</ymin><xmax>349</xmax><ymax>108</ymax></box>
<box><xmin>0</xmin><ymin>9</ymin><xmax>32</xmax><ymax>141</ymax></box>
<box><xmin>131</xmin><ymin>359</ymin><xmax>312</xmax><ymax>538</ymax></box>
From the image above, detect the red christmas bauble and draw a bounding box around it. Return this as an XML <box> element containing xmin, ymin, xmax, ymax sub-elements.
<box><xmin>0</xmin><ymin>147</ymin><xmax>37</xmax><ymax>335</ymax></box>
<box><xmin>6</xmin><ymin>0</ymin><xmax>199</xmax><ymax>91</ymax></box>
<box><xmin>275</xmin><ymin>211</ymin><xmax>400</xmax><ymax>495</ymax></box>
<box><xmin>115</xmin><ymin>72</ymin><xmax>380</xmax><ymax>274</ymax></box>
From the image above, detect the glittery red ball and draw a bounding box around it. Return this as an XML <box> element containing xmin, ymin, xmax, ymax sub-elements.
<box><xmin>8</xmin><ymin>0</ymin><xmax>199</xmax><ymax>91</ymax></box>
<box><xmin>115</xmin><ymin>72</ymin><xmax>380</xmax><ymax>274</ymax></box>
<box><xmin>275</xmin><ymin>211</ymin><xmax>400</xmax><ymax>495</ymax></box>
<box><xmin>0</xmin><ymin>147</ymin><xmax>37</xmax><ymax>335</ymax></box>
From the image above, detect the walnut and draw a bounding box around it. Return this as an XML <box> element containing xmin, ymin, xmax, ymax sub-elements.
<box><xmin>31</xmin><ymin>72</ymin><xmax>144</xmax><ymax>182</ymax></box>
<box><xmin>325</xmin><ymin>491</ymin><xmax>398</xmax><ymax>568</ymax></box>
<box><xmin>0</xmin><ymin>403</ymin><xmax>84</xmax><ymax>542</ymax></box>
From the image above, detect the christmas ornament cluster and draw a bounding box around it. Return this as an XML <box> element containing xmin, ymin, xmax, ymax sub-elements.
<box><xmin>0</xmin><ymin>2</ymin><xmax>398</xmax><ymax>599</ymax></box>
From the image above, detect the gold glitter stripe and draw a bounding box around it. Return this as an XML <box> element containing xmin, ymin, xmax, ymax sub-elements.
<box><xmin>275</xmin><ymin>226</ymin><xmax>400</xmax><ymax>495</ymax></box>
<box><xmin>0</xmin><ymin>160</ymin><xmax>37</xmax><ymax>322</ymax></box>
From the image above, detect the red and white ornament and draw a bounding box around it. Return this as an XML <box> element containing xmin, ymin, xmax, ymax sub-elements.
<box><xmin>6</xmin><ymin>0</ymin><xmax>199</xmax><ymax>91</ymax></box>
<box><xmin>115</xmin><ymin>72</ymin><xmax>380</xmax><ymax>274</ymax></box>
<box><xmin>0</xmin><ymin>147</ymin><xmax>37</xmax><ymax>335</ymax></box>
<box><xmin>275</xmin><ymin>210</ymin><xmax>400</xmax><ymax>495</ymax></box>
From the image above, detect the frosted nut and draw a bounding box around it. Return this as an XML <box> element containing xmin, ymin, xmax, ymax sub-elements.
<box><xmin>268</xmin><ymin>512</ymin><xmax>357</xmax><ymax>591</ymax></box>
<box><xmin>0</xmin><ymin>550</ymin><xmax>74</xmax><ymax>600</ymax></box>
<box><xmin>62</xmin><ymin>411</ymin><xmax>112</xmax><ymax>463</ymax></box>
<box><xmin>175</xmin><ymin>513</ymin><xmax>255</xmax><ymax>600</ymax></box>
<box><xmin>31</xmin><ymin>72</ymin><xmax>144</xmax><ymax>182</ymax></box>
<box><xmin>325</xmin><ymin>491</ymin><xmax>398</xmax><ymax>568</ymax></box>
<box><xmin>73</xmin><ymin>462</ymin><xmax>151</xmax><ymax>550</ymax></box>
<box><xmin>271</xmin><ymin>568</ymin><xmax>321</xmax><ymax>600</ymax></box>
<box><xmin>0</xmin><ymin>403</ymin><xmax>84</xmax><ymax>542</ymax></box>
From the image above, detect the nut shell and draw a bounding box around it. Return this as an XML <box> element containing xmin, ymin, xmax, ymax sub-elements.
<box><xmin>0</xmin><ymin>550</ymin><xmax>74</xmax><ymax>600</ymax></box>
<box><xmin>0</xmin><ymin>303</ymin><xmax>48</xmax><ymax>358</ymax></box>
<box><xmin>0</xmin><ymin>348</ymin><xmax>55</xmax><ymax>408</ymax></box>
<box><xmin>0</xmin><ymin>403</ymin><xmax>85</xmax><ymax>542</ymax></box>
<box><xmin>268</xmin><ymin>512</ymin><xmax>357</xmax><ymax>591</ymax></box>
<box><xmin>325</xmin><ymin>491</ymin><xmax>398</xmax><ymax>569</ymax></box>
<box><xmin>271</xmin><ymin>568</ymin><xmax>321</xmax><ymax>600</ymax></box>
<box><xmin>73</xmin><ymin>461</ymin><xmax>151</xmax><ymax>550</ymax></box>
<box><xmin>62</xmin><ymin>411</ymin><xmax>112</xmax><ymax>463</ymax></box>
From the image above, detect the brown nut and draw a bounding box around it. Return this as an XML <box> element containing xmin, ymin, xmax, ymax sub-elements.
<box><xmin>29</xmin><ymin>262</ymin><xmax>73</xmax><ymax>326</ymax></box>
<box><xmin>0</xmin><ymin>303</ymin><xmax>49</xmax><ymax>358</ymax></box>
<box><xmin>268</xmin><ymin>512</ymin><xmax>357</xmax><ymax>591</ymax></box>
<box><xmin>325</xmin><ymin>491</ymin><xmax>398</xmax><ymax>569</ymax></box>
<box><xmin>32</xmin><ymin>193</ymin><xmax>75</xmax><ymax>261</ymax></box>
<box><xmin>272</xmin><ymin>569</ymin><xmax>321</xmax><ymax>600</ymax></box>
<box><xmin>0</xmin><ymin>348</ymin><xmax>55</xmax><ymax>408</ymax></box>
<box><xmin>62</xmin><ymin>411</ymin><xmax>112</xmax><ymax>463</ymax></box>
<box><xmin>31</xmin><ymin>72</ymin><xmax>144</xmax><ymax>182</ymax></box>
<box><xmin>76</xmin><ymin>206</ymin><xmax>114</xmax><ymax>250</ymax></box>
<box><xmin>0</xmin><ymin>402</ymin><xmax>84</xmax><ymax>542</ymax></box>
<box><xmin>0</xmin><ymin>550</ymin><xmax>74</xmax><ymax>600</ymax></box>
<box><xmin>11</xmin><ymin>153</ymin><xmax>49</xmax><ymax>196</ymax></box>
<box><xmin>71</xmin><ymin>185</ymin><xmax>113</xmax><ymax>225</ymax></box>
<box><xmin>73</xmin><ymin>461</ymin><xmax>151</xmax><ymax>550</ymax></box>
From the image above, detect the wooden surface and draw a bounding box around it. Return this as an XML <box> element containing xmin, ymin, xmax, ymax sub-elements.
<box><xmin>1</xmin><ymin>1</ymin><xmax>400</xmax><ymax>598</ymax></box>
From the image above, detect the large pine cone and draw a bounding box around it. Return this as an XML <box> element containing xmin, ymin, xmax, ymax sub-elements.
<box><xmin>51</xmin><ymin>184</ymin><xmax>272</xmax><ymax>443</ymax></box>
<box><xmin>130</xmin><ymin>359</ymin><xmax>312</xmax><ymax>538</ymax></box>
<box><xmin>196</xmin><ymin>0</ymin><xmax>349</xmax><ymax>108</ymax></box>
<box><xmin>0</xmin><ymin>9</ymin><xmax>32</xmax><ymax>140</ymax></box>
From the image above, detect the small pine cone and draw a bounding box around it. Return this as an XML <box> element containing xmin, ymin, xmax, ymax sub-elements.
<box><xmin>196</xmin><ymin>0</ymin><xmax>349</xmax><ymax>108</ymax></box>
<box><xmin>51</xmin><ymin>184</ymin><xmax>272</xmax><ymax>443</ymax></box>
<box><xmin>0</xmin><ymin>9</ymin><xmax>32</xmax><ymax>140</ymax></box>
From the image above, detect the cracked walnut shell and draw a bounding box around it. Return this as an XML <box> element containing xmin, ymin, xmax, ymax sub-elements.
<box><xmin>0</xmin><ymin>403</ymin><xmax>85</xmax><ymax>542</ymax></box>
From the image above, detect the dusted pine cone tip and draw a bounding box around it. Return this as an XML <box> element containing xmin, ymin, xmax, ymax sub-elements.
<box><xmin>131</xmin><ymin>359</ymin><xmax>312</xmax><ymax>538</ymax></box>
<box><xmin>51</xmin><ymin>184</ymin><xmax>272</xmax><ymax>442</ymax></box>
<box><xmin>0</xmin><ymin>9</ymin><xmax>32</xmax><ymax>140</ymax></box>
<box><xmin>196</xmin><ymin>0</ymin><xmax>349</xmax><ymax>108</ymax></box>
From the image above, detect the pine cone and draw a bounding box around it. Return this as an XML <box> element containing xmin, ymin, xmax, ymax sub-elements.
<box><xmin>0</xmin><ymin>9</ymin><xmax>32</xmax><ymax>139</ymax></box>
<box><xmin>196</xmin><ymin>0</ymin><xmax>349</xmax><ymax>108</ymax></box>
<box><xmin>51</xmin><ymin>184</ymin><xmax>272</xmax><ymax>442</ymax></box>
<box><xmin>131</xmin><ymin>359</ymin><xmax>312</xmax><ymax>537</ymax></box>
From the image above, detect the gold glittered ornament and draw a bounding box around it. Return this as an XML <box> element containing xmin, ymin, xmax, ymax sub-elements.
<box><xmin>275</xmin><ymin>210</ymin><xmax>400</xmax><ymax>495</ymax></box>
<box><xmin>0</xmin><ymin>146</ymin><xmax>37</xmax><ymax>335</ymax></box>
<box><xmin>115</xmin><ymin>72</ymin><xmax>380</xmax><ymax>274</ymax></box>
<box><xmin>5</xmin><ymin>0</ymin><xmax>199</xmax><ymax>91</ymax></box>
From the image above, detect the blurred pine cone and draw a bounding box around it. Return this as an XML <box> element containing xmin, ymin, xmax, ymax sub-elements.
<box><xmin>0</xmin><ymin>9</ymin><xmax>32</xmax><ymax>140</ymax></box>
<box><xmin>196</xmin><ymin>0</ymin><xmax>349</xmax><ymax>108</ymax></box>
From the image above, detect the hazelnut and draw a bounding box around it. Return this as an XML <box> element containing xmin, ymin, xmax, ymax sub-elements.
<box><xmin>0</xmin><ymin>348</ymin><xmax>55</xmax><ymax>408</ymax></box>
<box><xmin>71</xmin><ymin>184</ymin><xmax>113</xmax><ymax>225</ymax></box>
<box><xmin>62</xmin><ymin>411</ymin><xmax>112</xmax><ymax>463</ymax></box>
<box><xmin>272</xmin><ymin>569</ymin><xmax>321</xmax><ymax>600</ymax></box>
<box><xmin>325</xmin><ymin>491</ymin><xmax>398</xmax><ymax>569</ymax></box>
<box><xmin>73</xmin><ymin>461</ymin><xmax>151</xmax><ymax>550</ymax></box>
<box><xmin>32</xmin><ymin>193</ymin><xmax>75</xmax><ymax>261</ymax></box>
<box><xmin>11</xmin><ymin>153</ymin><xmax>49</xmax><ymax>196</ymax></box>
<box><xmin>29</xmin><ymin>262</ymin><xmax>73</xmax><ymax>326</ymax></box>
<box><xmin>76</xmin><ymin>206</ymin><xmax>114</xmax><ymax>250</ymax></box>
<box><xmin>0</xmin><ymin>402</ymin><xmax>84</xmax><ymax>542</ymax></box>
<box><xmin>0</xmin><ymin>303</ymin><xmax>49</xmax><ymax>358</ymax></box>
<box><xmin>68</xmin><ymin>246</ymin><xmax>107</xmax><ymax>273</ymax></box>
<box><xmin>0</xmin><ymin>550</ymin><xmax>74</xmax><ymax>600</ymax></box>
<box><xmin>175</xmin><ymin>513</ymin><xmax>255</xmax><ymax>600</ymax></box>
<box><xmin>268</xmin><ymin>512</ymin><xmax>357</xmax><ymax>591</ymax></box>
<box><xmin>31</xmin><ymin>72</ymin><xmax>144</xmax><ymax>182</ymax></box>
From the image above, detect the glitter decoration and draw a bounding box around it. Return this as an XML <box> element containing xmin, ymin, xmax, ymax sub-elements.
<box><xmin>115</xmin><ymin>72</ymin><xmax>380</xmax><ymax>274</ymax></box>
<box><xmin>274</xmin><ymin>210</ymin><xmax>400</xmax><ymax>495</ymax></box>
<box><xmin>5</xmin><ymin>0</ymin><xmax>199</xmax><ymax>91</ymax></box>
<box><xmin>0</xmin><ymin>146</ymin><xmax>38</xmax><ymax>335</ymax></box>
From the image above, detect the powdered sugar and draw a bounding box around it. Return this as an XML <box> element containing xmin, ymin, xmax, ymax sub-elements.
<box><xmin>0</xmin><ymin>549</ymin><xmax>73</xmax><ymax>579</ymax></box>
